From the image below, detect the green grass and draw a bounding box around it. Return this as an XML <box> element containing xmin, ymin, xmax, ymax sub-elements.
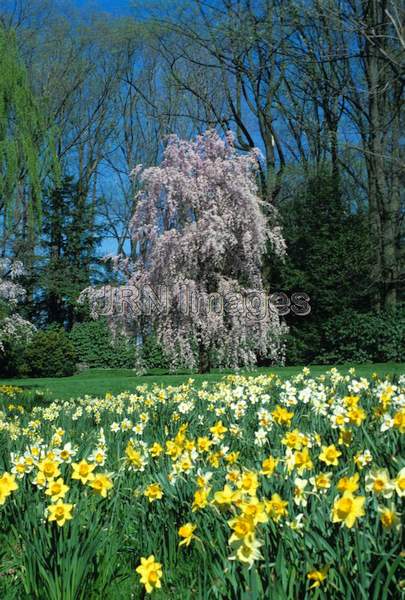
<box><xmin>1</xmin><ymin>362</ymin><xmax>404</xmax><ymax>401</ymax></box>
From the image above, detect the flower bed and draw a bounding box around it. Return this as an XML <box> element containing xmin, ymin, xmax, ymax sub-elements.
<box><xmin>0</xmin><ymin>368</ymin><xmax>403</xmax><ymax>598</ymax></box>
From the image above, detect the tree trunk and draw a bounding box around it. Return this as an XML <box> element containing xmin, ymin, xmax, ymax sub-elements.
<box><xmin>198</xmin><ymin>344</ymin><xmax>211</xmax><ymax>374</ymax></box>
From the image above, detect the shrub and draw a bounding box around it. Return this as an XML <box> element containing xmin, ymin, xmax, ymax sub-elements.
<box><xmin>141</xmin><ymin>333</ymin><xmax>168</xmax><ymax>369</ymax></box>
<box><xmin>69</xmin><ymin>319</ymin><xmax>138</xmax><ymax>369</ymax></box>
<box><xmin>315</xmin><ymin>308</ymin><xmax>405</xmax><ymax>364</ymax></box>
<box><xmin>23</xmin><ymin>327</ymin><xmax>77</xmax><ymax>377</ymax></box>
<box><xmin>0</xmin><ymin>315</ymin><xmax>37</xmax><ymax>377</ymax></box>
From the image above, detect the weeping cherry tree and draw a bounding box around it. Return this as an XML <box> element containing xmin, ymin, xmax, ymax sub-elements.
<box><xmin>83</xmin><ymin>130</ymin><xmax>286</xmax><ymax>372</ymax></box>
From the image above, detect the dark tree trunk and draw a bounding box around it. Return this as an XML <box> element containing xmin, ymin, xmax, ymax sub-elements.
<box><xmin>198</xmin><ymin>344</ymin><xmax>211</xmax><ymax>374</ymax></box>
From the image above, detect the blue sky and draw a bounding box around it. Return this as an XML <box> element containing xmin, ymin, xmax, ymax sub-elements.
<box><xmin>75</xmin><ymin>0</ymin><xmax>132</xmax><ymax>14</ymax></box>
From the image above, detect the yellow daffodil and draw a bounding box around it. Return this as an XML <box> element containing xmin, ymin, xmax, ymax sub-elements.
<box><xmin>228</xmin><ymin>514</ymin><xmax>256</xmax><ymax>543</ymax></box>
<box><xmin>89</xmin><ymin>473</ymin><xmax>113</xmax><ymax>498</ymax></box>
<box><xmin>136</xmin><ymin>555</ymin><xmax>162</xmax><ymax>594</ymax></box>
<box><xmin>47</xmin><ymin>499</ymin><xmax>74</xmax><ymax>527</ymax></box>
<box><xmin>125</xmin><ymin>443</ymin><xmax>147</xmax><ymax>470</ymax></box>
<box><xmin>236</xmin><ymin>471</ymin><xmax>259</xmax><ymax>496</ymax></box>
<box><xmin>209</xmin><ymin>421</ymin><xmax>228</xmax><ymax>438</ymax></box>
<box><xmin>265</xmin><ymin>493</ymin><xmax>288</xmax><ymax>522</ymax></box>
<box><xmin>149</xmin><ymin>442</ymin><xmax>164</xmax><ymax>458</ymax></box>
<box><xmin>260</xmin><ymin>456</ymin><xmax>278</xmax><ymax>476</ymax></box>
<box><xmin>37</xmin><ymin>458</ymin><xmax>61</xmax><ymax>481</ymax></box>
<box><xmin>213</xmin><ymin>484</ymin><xmax>241</xmax><ymax>508</ymax></box>
<box><xmin>192</xmin><ymin>487</ymin><xmax>210</xmax><ymax>511</ymax></box>
<box><xmin>332</xmin><ymin>492</ymin><xmax>365</xmax><ymax>528</ymax></box>
<box><xmin>240</xmin><ymin>497</ymin><xmax>268</xmax><ymax>525</ymax></box>
<box><xmin>71</xmin><ymin>460</ymin><xmax>96</xmax><ymax>484</ymax></box>
<box><xmin>310</xmin><ymin>472</ymin><xmax>331</xmax><ymax>492</ymax></box>
<box><xmin>144</xmin><ymin>483</ymin><xmax>163</xmax><ymax>502</ymax></box>
<box><xmin>272</xmin><ymin>406</ymin><xmax>294</xmax><ymax>427</ymax></box>
<box><xmin>0</xmin><ymin>472</ymin><xmax>18</xmax><ymax>505</ymax></box>
<box><xmin>337</xmin><ymin>473</ymin><xmax>359</xmax><ymax>493</ymax></box>
<box><xmin>393</xmin><ymin>467</ymin><xmax>405</xmax><ymax>497</ymax></box>
<box><xmin>393</xmin><ymin>409</ymin><xmax>405</xmax><ymax>433</ymax></box>
<box><xmin>178</xmin><ymin>522</ymin><xmax>197</xmax><ymax>547</ymax></box>
<box><xmin>45</xmin><ymin>478</ymin><xmax>69</xmax><ymax>502</ymax></box>
<box><xmin>378</xmin><ymin>504</ymin><xmax>401</xmax><ymax>531</ymax></box>
<box><xmin>307</xmin><ymin>565</ymin><xmax>329</xmax><ymax>589</ymax></box>
<box><xmin>292</xmin><ymin>448</ymin><xmax>313</xmax><ymax>474</ymax></box>
<box><xmin>319</xmin><ymin>444</ymin><xmax>341</xmax><ymax>467</ymax></box>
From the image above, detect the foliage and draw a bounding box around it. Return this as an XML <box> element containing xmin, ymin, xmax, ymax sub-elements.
<box><xmin>315</xmin><ymin>309</ymin><xmax>405</xmax><ymax>365</ymax></box>
<box><xmin>22</xmin><ymin>327</ymin><xmax>77</xmax><ymax>377</ymax></box>
<box><xmin>141</xmin><ymin>332</ymin><xmax>168</xmax><ymax>369</ymax></box>
<box><xmin>0</xmin><ymin>23</ymin><xmax>58</xmax><ymax>231</ymax></box>
<box><xmin>69</xmin><ymin>319</ymin><xmax>139</xmax><ymax>369</ymax></box>
<box><xmin>0</xmin><ymin>368</ymin><xmax>403</xmax><ymax>598</ymax></box>
<box><xmin>270</xmin><ymin>168</ymin><xmax>377</xmax><ymax>365</ymax></box>
<box><xmin>35</xmin><ymin>177</ymin><xmax>103</xmax><ymax>329</ymax></box>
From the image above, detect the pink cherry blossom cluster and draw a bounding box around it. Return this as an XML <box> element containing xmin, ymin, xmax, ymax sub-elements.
<box><xmin>82</xmin><ymin>130</ymin><xmax>287</xmax><ymax>370</ymax></box>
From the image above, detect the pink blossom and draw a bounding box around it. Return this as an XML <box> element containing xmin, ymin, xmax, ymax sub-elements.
<box><xmin>82</xmin><ymin>130</ymin><xmax>286</xmax><ymax>371</ymax></box>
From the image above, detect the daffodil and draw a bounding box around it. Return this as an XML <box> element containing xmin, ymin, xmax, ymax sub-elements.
<box><xmin>240</xmin><ymin>497</ymin><xmax>268</xmax><ymax>525</ymax></box>
<box><xmin>178</xmin><ymin>522</ymin><xmax>197</xmax><ymax>547</ymax></box>
<box><xmin>310</xmin><ymin>472</ymin><xmax>331</xmax><ymax>492</ymax></box>
<box><xmin>260</xmin><ymin>456</ymin><xmax>278</xmax><ymax>476</ymax></box>
<box><xmin>319</xmin><ymin>444</ymin><xmax>341</xmax><ymax>467</ymax></box>
<box><xmin>192</xmin><ymin>487</ymin><xmax>210</xmax><ymax>511</ymax></box>
<box><xmin>236</xmin><ymin>471</ymin><xmax>259</xmax><ymax>496</ymax></box>
<box><xmin>136</xmin><ymin>555</ymin><xmax>162</xmax><ymax>594</ymax></box>
<box><xmin>337</xmin><ymin>473</ymin><xmax>359</xmax><ymax>493</ymax></box>
<box><xmin>71</xmin><ymin>460</ymin><xmax>96</xmax><ymax>484</ymax></box>
<box><xmin>37</xmin><ymin>458</ymin><xmax>61</xmax><ymax>480</ymax></box>
<box><xmin>272</xmin><ymin>405</ymin><xmax>294</xmax><ymax>426</ymax></box>
<box><xmin>378</xmin><ymin>504</ymin><xmax>401</xmax><ymax>531</ymax></box>
<box><xmin>125</xmin><ymin>443</ymin><xmax>147</xmax><ymax>471</ymax></box>
<box><xmin>209</xmin><ymin>420</ymin><xmax>228</xmax><ymax>438</ymax></box>
<box><xmin>228</xmin><ymin>514</ymin><xmax>255</xmax><ymax>543</ymax></box>
<box><xmin>332</xmin><ymin>492</ymin><xmax>365</xmax><ymax>528</ymax></box>
<box><xmin>393</xmin><ymin>409</ymin><xmax>405</xmax><ymax>433</ymax></box>
<box><xmin>229</xmin><ymin>533</ymin><xmax>262</xmax><ymax>569</ymax></box>
<box><xmin>0</xmin><ymin>472</ymin><xmax>18</xmax><ymax>505</ymax></box>
<box><xmin>47</xmin><ymin>499</ymin><xmax>74</xmax><ymax>527</ymax></box>
<box><xmin>393</xmin><ymin>467</ymin><xmax>405</xmax><ymax>497</ymax></box>
<box><xmin>365</xmin><ymin>468</ymin><xmax>394</xmax><ymax>498</ymax></box>
<box><xmin>213</xmin><ymin>484</ymin><xmax>241</xmax><ymax>508</ymax></box>
<box><xmin>149</xmin><ymin>442</ymin><xmax>164</xmax><ymax>458</ymax></box>
<box><xmin>265</xmin><ymin>493</ymin><xmax>288</xmax><ymax>522</ymax></box>
<box><xmin>45</xmin><ymin>478</ymin><xmax>69</xmax><ymax>502</ymax></box>
<box><xmin>89</xmin><ymin>473</ymin><xmax>113</xmax><ymax>498</ymax></box>
<box><xmin>55</xmin><ymin>442</ymin><xmax>76</xmax><ymax>463</ymax></box>
<box><xmin>144</xmin><ymin>483</ymin><xmax>163</xmax><ymax>502</ymax></box>
<box><xmin>307</xmin><ymin>565</ymin><xmax>329</xmax><ymax>589</ymax></box>
<box><xmin>293</xmin><ymin>478</ymin><xmax>308</xmax><ymax>507</ymax></box>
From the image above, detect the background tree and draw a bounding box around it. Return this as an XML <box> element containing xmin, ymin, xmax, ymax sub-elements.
<box><xmin>36</xmin><ymin>177</ymin><xmax>103</xmax><ymax>329</ymax></box>
<box><xmin>0</xmin><ymin>22</ymin><xmax>58</xmax><ymax>247</ymax></box>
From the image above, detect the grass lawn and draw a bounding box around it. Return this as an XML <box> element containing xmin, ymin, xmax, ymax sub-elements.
<box><xmin>1</xmin><ymin>362</ymin><xmax>404</xmax><ymax>401</ymax></box>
